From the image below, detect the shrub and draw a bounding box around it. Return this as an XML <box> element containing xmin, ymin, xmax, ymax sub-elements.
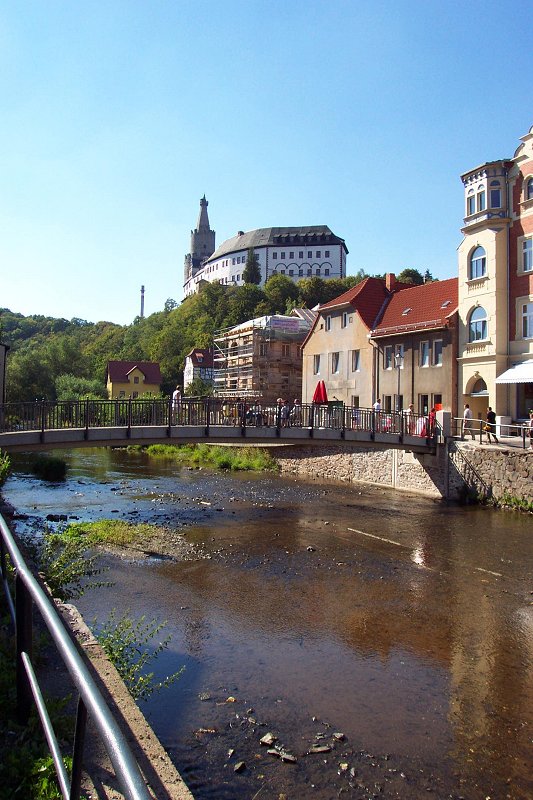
<box><xmin>32</xmin><ymin>456</ymin><xmax>67</xmax><ymax>482</ymax></box>
<box><xmin>0</xmin><ymin>450</ymin><xmax>10</xmax><ymax>487</ymax></box>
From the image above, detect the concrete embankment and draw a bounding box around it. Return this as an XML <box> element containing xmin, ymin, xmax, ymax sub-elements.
<box><xmin>274</xmin><ymin>442</ymin><xmax>533</xmax><ymax>503</ymax></box>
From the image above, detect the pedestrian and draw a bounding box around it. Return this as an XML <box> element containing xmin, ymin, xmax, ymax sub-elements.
<box><xmin>405</xmin><ymin>402</ymin><xmax>415</xmax><ymax>435</ymax></box>
<box><xmin>528</xmin><ymin>410</ymin><xmax>533</xmax><ymax>450</ymax></box>
<box><xmin>172</xmin><ymin>385</ymin><xmax>181</xmax><ymax>423</ymax></box>
<box><xmin>463</xmin><ymin>403</ymin><xmax>475</xmax><ymax>440</ymax></box>
<box><xmin>372</xmin><ymin>398</ymin><xmax>381</xmax><ymax>433</ymax></box>
<box><xmin>485</xmin><ymin>407</ymin><xmax>499</xmax><ymax>444</ymax></box>
<box><xmin>290</xmin><ymin>398</ymin><xmax>302</xmax><ymax>426</ymax></box>
<box><xmin>281</xmin><ymin>399</ymin><xmax>291</xmax><ymax>427</ymax></box>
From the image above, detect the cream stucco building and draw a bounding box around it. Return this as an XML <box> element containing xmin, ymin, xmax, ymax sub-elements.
<box><xmin>457</xmin><ymin>125</ymin><xmax>533</xmax><ymax>422</ymax></box>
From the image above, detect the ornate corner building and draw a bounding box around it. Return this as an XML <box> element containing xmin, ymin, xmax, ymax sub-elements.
<box><xmin>457</xmin><ymin>124</ymin><xmax>533</xmax><ymax>421</ymax></box>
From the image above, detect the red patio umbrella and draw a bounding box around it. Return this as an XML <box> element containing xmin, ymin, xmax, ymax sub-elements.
<box><xmin>312</xmin><ymin>380</ymin><xmax>328</xmax><ymax>404</ymax></box>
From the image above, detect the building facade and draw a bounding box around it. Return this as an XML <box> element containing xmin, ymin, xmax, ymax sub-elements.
<box><xmin>370</xmin><ymin>278</ymin><xmax>458</xmax><ymax>416</ymax></box>
<box><xmin>183</xmin><ymin>198</ymin><xmax>348</xmax><ymax>297</ymax></box>
<box><xmin>458</xmin><ymin>124</ymin><xmax>533</xmax><ymax>421</ymax></box>
<box><xmin>106</xmin><ymin>361</ymin><xmax>162</xmax><ymax>400</ymax></box>
<box><xmin>213</xmin><ymin>312</ymin><xmax>313</xmax><ymax>403</ymax></box>
<box><xmin>183</xmin><ymin>348</ymin><xmax>214</xmax><ymax>392</ymax></box>
<box><xmin>301</xmin><ymin>277</ymin><xmax>395</xmax><ymax>407</ymax></box>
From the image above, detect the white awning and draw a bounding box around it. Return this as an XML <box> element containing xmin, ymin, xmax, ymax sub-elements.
<box><xmin>495</xmin><ymin>361</ymin><xmax>533</xmax><ymax>384</ymax></box>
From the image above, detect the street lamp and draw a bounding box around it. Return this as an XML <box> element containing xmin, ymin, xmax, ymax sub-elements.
<box><xmin>394</xmin><ymin>351</ymin><xmax>404</xmax><ymax>411</ymax></box>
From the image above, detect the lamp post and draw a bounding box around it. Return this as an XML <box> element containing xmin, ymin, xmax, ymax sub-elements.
<box><xmin>394</xmin><ymin>351</ymin><xmax>404</xmax><ymax>411</ymax></box>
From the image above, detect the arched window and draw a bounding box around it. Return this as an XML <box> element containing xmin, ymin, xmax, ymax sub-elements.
<box><xmin>471</xmin><ymin>378</ymin><xmax>488</xmax><ymax>395</ymax></box>
<box><xmin>469</xmin><ymin>246</ymin><xmax>486</xmax><ymax>279</ymax></box>
<box><xmin>469</xmin><ymin>306</ymin><xmax>488</xmax><ymax>342</ymax></box>
<box><xmin>490</xmin><ymin>180</ymin><xmax>501</xmax><ymax>208</ymax></box>
<box><xmin>527</xmin><ymin>177</ymin><xmax>533</xmax><ymax>201</ymax></box>
<box><xmin>477</xmin><ymin>185</ymin><xmax>486</xmax><ymax>212</ymax></box>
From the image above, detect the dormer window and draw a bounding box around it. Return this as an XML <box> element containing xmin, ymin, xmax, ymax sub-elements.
<box><xmin>490</xmin><ymin>181</ymin><xmax>501</xmax><ymax>208</ymax></box>
<box><xmin>441</xmin><ymin>300</ymin><xmax>451</xmax><ymax>309</ymax></box>
<box><xmin>402</xmin><ymin>307</ymin><xmax>412</xmax><ymax>316</ymax></box>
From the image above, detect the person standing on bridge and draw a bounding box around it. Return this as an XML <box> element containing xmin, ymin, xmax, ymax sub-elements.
<box><xmin>172</xmin><ymin>386</ymin><xmax>181</xmax><ymax>423</ymax></box>
<box><xmin>463</xmin><ymin>403</ymin><xmax>475</xmax><ymax>440</ymax></box>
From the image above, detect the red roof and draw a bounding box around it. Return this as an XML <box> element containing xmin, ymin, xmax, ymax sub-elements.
<box><xmin>371</xmin><ymin>278</ymin><xmax>458</xmax><ymax>337</ymax></box>
<box><xmin>318</xmin><ymin>277</ymin><xmax>393</xmax><ymax>328</ymax></box>
<box><xmin>106</xmin><ymin>361</ymin><xmax>162</xmax><ymax>383</ymax></box>
<box><xmin>185</xmin><ymin>348</ymin><xmax>214</xmax><ymax>368</ymax></box>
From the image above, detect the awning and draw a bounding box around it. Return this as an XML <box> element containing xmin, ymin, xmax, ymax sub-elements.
<box><xmin>495</xmin><ymin>361</ymin><xmax>533</xmax><ymax>384</ymax></box>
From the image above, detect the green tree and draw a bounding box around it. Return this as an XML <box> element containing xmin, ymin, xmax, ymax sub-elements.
<box><xmin>263</xmin><ymin>274</ymin><xmax>299</xmax><ymax>314</ymax></box>
<box><xmin>184</xmin><ymin>377</ymin><xmax>214</xmax><ymax>397</ymax></box>
<box><xmin>55</xmin><ymin>374</ymin><xmax>108</xmax><ymax>400</ymax></box>
<box><xmin>397</xmin><ymin>268</ymin><xmax>425</xmax><ymax>285</ymax></box>
<box><xmin>242</xmin><ymin>248</ymin><xmax>261</xmax><ymax>284</ymax></box>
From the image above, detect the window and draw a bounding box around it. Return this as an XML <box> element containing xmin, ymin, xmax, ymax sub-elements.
<box><xmin>467</xmin><ymin>189</ymin><xmax>475</xmax><ymax>215</ymax></box>
<box><xmin>351</xmin><ymin>395</ymin><xmax>360</xmax><ymax>408</ymax></box>
<box><xmin>490</xmin><ymin>181</ymin><xmax>501</xmax><ymax>208</ymax></box>
<box><xmin>523</xmin><ymin>238</ymin><xmax>533</xmax><ymax>272</ymax></box>
<box><xmin>308</xmin><ymin>251</ymin><xmax>312</xmax><ymax>258</ymax></box>
<box><xmin>282</xmin><ymin>343</ymin><xmax>290</xmax><ymax>357</ymax></box>
<box><xmin>522</xmin><ymin>302</ymin><xmax>533</xmax><ymax>338</ymax></box>
<box><xmin>433</xmin><ymin>393</ymin><xmax>442</xmax><ymax>409</ymax></box>
<box><xmin>420</xmin><ymin>341</ymin><xmax>429</xmax><ymax>367</ymax></box>
<box><xmin>527</xmin><ymin>177</ymin><xmax>533</xmax><ymax>201</ymax></box>
<box><xmin>133</xmin><ymin>376</ymin><xmax>139</xmax><ymax>384</ymax></box>
<box><xmin>299</xmin><ymin>269</ymin><xmax>303</xmax><ymax>276</ymax></box>
<box><xmin>384</xmin><ymin>345</ymin><xmax>393</xmax><ymax>370</ymax></box>
<box><xmin>273</xmin><ymin>252</ymin><xmax>277</xmax><ymax>259</ymax></box>
<box><xmin>316</xmin><ymin>251</ymin><xmax>321</xmax><ymax>258</ymax></box>
<box><xmin>119</xmin><ymin>390</ymin><xmax>125</xmax><ymax>398</ymax></box>
<box><xmin>132</xmin><ymin>391</ymin><xmax>139</xmax><ymax>399</ymax></box>
<box><xmin>313</xmin><ymin>354</ymin><xmax>320</xmax><ymax>374</ymax></box>
<box><xmin>419</xmin><ymin>395</ymin><xmax>429</xmax><ymax>415</ymax></box>
<box><xmin>433</xmin><ymin>339</ymin><xmax>443</xmax><ymax>366</ymax></box>
<box><xmin>325</xmin><ymin>315</ymin><xmax>332</xmax><ymax>331</ymax></box>
<box><xmin>469</xmin><ymin>306</ymin><xmax>488</xmax><ymax>342</ymax></box>
<box><xmin>331</xmin><ymin>352</ymin><xmax>340</xmax><ymax>374</ymax></box>
<box><xmin>316</xmin><ymin>268</ymin><xmax>321</xmax><ymax>275</ymax></box>
<box><xmin>281</xmin><ymin>252</ymin><xmax>285</xmax><ymax>259</ymax></box>
<box><xmin>325</xmin><ymin>250</ymin><xmax>330</xmax><ymax>257</ymax></box>
<box><xmin>324</xmin><ymin>268</ymin><xmax>330</xmax><ymax>276</ymax></box>
<box><xmin>299</xmin><ymin>251</ymin><xmax>303</xmax><ymax>258</ymax></box>
<box><xmin>289</xmin><ymin>269</ymin><xmax>294</xmax><ymax>276</ymax></box>
<box><xmin>307</xmin><ymin>268</ymin><xmax>312</xmax><ymax>276</ymax></box>
<box><xmin>289</xmin><ymin>252</ymin><xmax>294</xmax><ymax>258</ymax></box>
<box><xmin>383</xmin><ymin>395</ymin><xmax>392</xmax><ymax>412</ymax></box>
<box><xmin>469</xmin><ymin>246</ymin><xmax>486</xmax><ymax>279</ymax></box>
<box><xmin>351</xmin><ymin>349</ymin><xmax>360</xmax><ymax>372</ymax></box>
<box><xmin>477</xmin><ymin>188</ymin><xmax>486</xmax><ymax>212</ymax></box>
<box><xmin>395</xmin><ymin>343</ymin><xmax>404</xmax><ymax>367</ymax></box>
<box><xmin>341</xmin><ymin>311</ymin><xmax>348</xmax><ymax>328</ymax></box>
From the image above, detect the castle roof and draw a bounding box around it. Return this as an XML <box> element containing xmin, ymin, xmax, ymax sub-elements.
<box><xmin>206</xmin><ymin>226</ymin><xmax>348</xmax><ymax>262</ymax></box>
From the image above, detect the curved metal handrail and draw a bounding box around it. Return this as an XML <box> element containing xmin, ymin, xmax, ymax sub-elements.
<box><xmin>0</xmin><ymin>511</ymin><xmax>151</xmax><ymax>800</ymax></box>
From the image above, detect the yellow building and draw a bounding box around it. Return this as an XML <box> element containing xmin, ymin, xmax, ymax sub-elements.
<box><xmin>106</xmin><ymin>361</ymin><xmax>162</xmax><ymax>400</ymax></box>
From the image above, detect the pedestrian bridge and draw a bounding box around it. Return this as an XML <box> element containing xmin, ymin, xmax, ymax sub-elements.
<box><xmin>0</xmin><ymin>398</ymin><xmax>438</xmax><ymax>454</ymax></box>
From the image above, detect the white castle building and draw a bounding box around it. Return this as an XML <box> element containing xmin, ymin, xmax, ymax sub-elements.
<box><xmin>183</xmin><ymin>197</ymin><xmax>348</xmax><ymax>297</ymax></box>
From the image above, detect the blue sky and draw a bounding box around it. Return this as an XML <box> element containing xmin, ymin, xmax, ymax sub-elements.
<box><xmin>1</xmin><ymin>0</ymin><xmax>532</xmax><ymax>325</ymax></box>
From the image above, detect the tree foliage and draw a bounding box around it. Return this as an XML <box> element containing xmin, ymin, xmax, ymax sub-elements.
<box><xmin>2</xmin><ymin>271</ymin><xmax>375</xmax><ymax>402</ymax></box>
<box><xmin>242</xmin><ymin>248</ymin><xmax>261</xmax><ymax>284</ymax></box>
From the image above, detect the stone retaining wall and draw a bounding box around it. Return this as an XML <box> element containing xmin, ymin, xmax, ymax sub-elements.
<box><xmin>275</xmin><ymin>443</ymin><xmax>533</xmax><ymax>503</ymax></box>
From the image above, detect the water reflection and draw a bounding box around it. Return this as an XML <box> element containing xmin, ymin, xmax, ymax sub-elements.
<box><xmin>5</xmin><ymin>449</ymin><xmax>533</xmax><ymax>799</ymax></box>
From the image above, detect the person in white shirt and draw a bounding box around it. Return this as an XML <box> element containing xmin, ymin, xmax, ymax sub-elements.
<box><xmin>463</xmin><ymin>403</ymin><xmax>475</xmax><ymax>439</ymax></box>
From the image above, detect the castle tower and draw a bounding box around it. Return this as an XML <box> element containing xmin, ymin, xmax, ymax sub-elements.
<box><xmin>184</xmin><ymin>196</ymin><xmax>216</xmax><ymax>284</ymax></box>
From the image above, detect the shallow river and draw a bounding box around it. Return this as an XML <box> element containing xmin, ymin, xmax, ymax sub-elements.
<box><xmin>4</xmin><ymin>448</ymin><xmax>533</xmax><ymax>800</ymax></box>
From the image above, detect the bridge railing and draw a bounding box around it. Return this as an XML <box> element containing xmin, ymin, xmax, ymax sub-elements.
<box><xmin>0</xmin><ymin>399</ymin><xmax>438</xmax><ymax>443</ymax></box>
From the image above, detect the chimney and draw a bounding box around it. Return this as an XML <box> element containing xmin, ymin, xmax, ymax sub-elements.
<box><xmin>237</xmin><ymin>230</ymin><xmax>244</xmax><ymax>236</ymax></box>
<box><xmin>385</xmin><ymin>273</ymin><xmax>396</xmax><ymax>292</ymax></box>
<box><xmin>140</xmin><ymin>285</ymin><xmax>145</xmax><ymax>318</ymax></box>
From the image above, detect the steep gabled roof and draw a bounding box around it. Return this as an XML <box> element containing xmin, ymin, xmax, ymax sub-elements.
<box><xmin>319</xmin><ymin>277</ymin><xmax>392</xmax><ymax>329</ymax></box>
<box><xmin>371</xmin><ymin>278</ymin><xmax>458</xmax><ymax>337</ymax></box>
<box><xmin>185</xmin><ymin>348</ymin><xmax>214</xmax><ymax>368</ymax></box>
<box><xmin>106</xmin><ymin>361</ymin><xmax>162</xmax><ymax>384</ymax></box>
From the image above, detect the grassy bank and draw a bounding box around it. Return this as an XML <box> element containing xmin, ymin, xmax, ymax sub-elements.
<box><xmin>140</xmin><ymin>443</ymin><xmax>279</xmax><ymax>472</ymax></box>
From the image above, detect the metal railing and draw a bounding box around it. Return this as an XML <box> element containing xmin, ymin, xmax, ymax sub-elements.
<box><xmin>0</xmin><ymin>398</ymin><xmax>438</xmax><ymax>444</ymax></box>
<box><xmin>451</xmin><ymin>417</ymin><xmax>530</xmax><ymax>449</ymax></box>
<box><xmin>0</xmin><ymin>512</ymin><xmax>152</xmax><ymax>800</ymax></box>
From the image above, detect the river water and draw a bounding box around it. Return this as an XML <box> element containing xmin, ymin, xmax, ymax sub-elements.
<box><xmin>4</xmin><ymin>448</ymin><xmax>533</xmax><ymax>800</ymax></box>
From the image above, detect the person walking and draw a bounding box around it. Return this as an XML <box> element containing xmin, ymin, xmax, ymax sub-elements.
<box><xmin>172</xmin><ymin>386</ymin><xmax>181</xmax><ymax>423</ymax></box>
<box><xmin>463</xmin><ymin>403</ymin><xmax>475</xmax><ymax>440</ymax></box>
<box><xmin>485</xmin><ymin>407</ymin><xmax>498</xmax><ymax>444</ymax></box>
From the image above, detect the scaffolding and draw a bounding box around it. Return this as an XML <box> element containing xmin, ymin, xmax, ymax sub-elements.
<box><xmin>213</xmin><ymin>315</ymin><xmax>310</xmax><ymax>400</ymax></box>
